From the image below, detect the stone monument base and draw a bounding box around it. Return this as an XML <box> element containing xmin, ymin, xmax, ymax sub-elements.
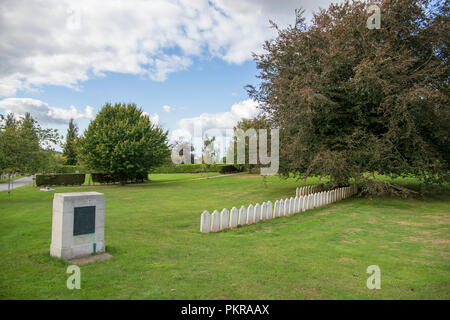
<box><xmin>50</xmin><ymin>192</ymin><xmax>105</xmax><ymax>260</ymax></box>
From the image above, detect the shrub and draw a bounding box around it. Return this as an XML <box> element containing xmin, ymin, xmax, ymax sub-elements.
<box><xmin>151</xmin><ymin>164</ymin><xmax>230</xmax><ymax>173</ymax></box>
<box><xmin>36</xmin><ymin>173</ymin><xmax>85</xmax><ymax>186</ymax></box>
<box><xmin>91</xmin><ymin>172</ymin><xmax>148</xmax><ymax>184</ymax></box>
<box><xmin>91</xmin><ymin>173</ymin><xmax>118</xmax><ymax>184</ymax></box>
<box><xmin>219</xmin><ymin>165</ymin><xmax>240</xmax><ymax>174</ymax></box>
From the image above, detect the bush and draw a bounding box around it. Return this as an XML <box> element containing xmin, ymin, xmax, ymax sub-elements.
<box><xmin>151</xmin><ymin>164</ymin><xmax>231</xmax><ymax>173</ymax></box>
<box><xmin>91</xmin><ymin>172</ymin><xmax>148</xmax><ymax>184</ymax></box>
<box><xmin>36</xmin><ymin>173</ymin><xmax>85</xmax><ymax>186</ymax></box>
<box><xmin>219</xmin><ymin>165</ymin><xmax>240</xmax><ymax>174</ymax></box>
<box><xmin>91</xmin><ymin>173</ymin><xmax>118</xmax><ymax>184</ymax></box>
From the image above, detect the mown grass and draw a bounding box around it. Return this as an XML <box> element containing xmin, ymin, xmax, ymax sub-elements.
<box><xmin>81</xmin><ymin>172</ymin><xmax>220</xmax><ymax>185</ymax></box>
<box><xmin>0</xmin><ymin>173</ymin><xmax>448</xmax><ymax>299</ymax></box>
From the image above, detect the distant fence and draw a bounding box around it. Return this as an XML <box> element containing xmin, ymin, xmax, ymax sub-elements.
<box><xmin>200</xmin><ymin>185</ymin><xmax>358</xmax><ymax>233</ymax></box>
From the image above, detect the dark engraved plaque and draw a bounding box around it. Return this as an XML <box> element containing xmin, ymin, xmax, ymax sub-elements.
<box><xmin>73</xmin><ymin>206</ymin><xmax>96</xmax><ymax>235</ymax></box>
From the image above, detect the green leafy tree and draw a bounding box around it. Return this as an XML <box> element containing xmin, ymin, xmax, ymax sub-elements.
<box><xmin>78</xmin><ymin>103</ymin><xmax>170</xmax><ymax>184</ymax></box>
<box><xmin>247</xmin><ymin>0</ymin><xmax>449</xmax><ymax>193</ymax></box>
<box><xmin>0</xmin><ymin>112</ymin><xmax>60</xmax><ymax>192</ymax></box>
<box><xmin>63</xmin><ymin>119</ymin><xmax>78</xmax><ymax>165</ymax></box>
<box><xmin>229</xmin><ymin>116</ymin><xmax>271</xmax><ymax>172</ymax></box>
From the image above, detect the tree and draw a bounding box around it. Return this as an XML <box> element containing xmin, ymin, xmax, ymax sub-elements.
<box><xmin>229</xmin><ymin>116</ymin><xmax>271</xmax><ymax>172</ymax></box>
<box><xmin>247</xmin><ymin>0</ymin><xmax>449</xmax><ymax>192</ymax></box>
<box><xmin>202</xmin><ymin>135</ymin><xmax>220</xmax><ymax>165</ymax></box>
<box><xmin>77</xmin><ymin>103</ymin><xmax>170</xmax><ymax>184</ymax></box>
<box><xmin>0</xmin><ymin>112</ymin><xmax>60</xmax><ymax>192</ymax></box>
<box><xmin>63</xmin><ymin>119</ymin><xmax>78</xmax><ymax>165</ymax></box>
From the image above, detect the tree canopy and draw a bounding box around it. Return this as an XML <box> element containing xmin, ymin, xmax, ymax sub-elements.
<box><xmin>247</xmin><ymin>0</ymin><xmax>449</xmax><ymax>190</ymax></box>
<box><xmin>63</xmin><ymin>118</ymin><xmax>78</xmax><ymax>165</ymax></box>
<box><xmin>78</xmin><ymin>103</ymin><xmax>170</xmax><ymax>183</ymax></box>
<box><xmin>0</xmin><ymin>112</ymin><xmax>60</xmax><ymax>175</ymax></box>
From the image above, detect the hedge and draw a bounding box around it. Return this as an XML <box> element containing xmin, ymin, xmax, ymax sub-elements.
<box><xmin>151</xmin><ymin>164</ymin><xmax>235</xmax><ymax>173</ymax></box>
<box><xmin>91</xmin><ymin>173</ymin><xmax>118</xmax><ymax>184</ymax></box>
<box><xmin>91</xmin><ymin>173</ymin><xmax>149</xmax><ymax>184</ymax></box>
<box><xmin>219</xmin><ymin>165</ymin><xmax>240</xmax><ymax>174</ymax></box>
<box><xmin>36</xmin><ymin>173</ymin><xmax>86</xmax><ymax>186</ymax></box>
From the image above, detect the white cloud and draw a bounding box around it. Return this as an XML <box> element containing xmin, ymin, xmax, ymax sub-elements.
<box><xmin>0</xmin><ymin>98</ymin><xmax>94</xmax><ymax>124</ymax></box>
<box><xmin>162</xmin><ymin>105</ymin><xmax>173</xmax><ymax>113</ymax></box>
<box><xmin>143</xmin><ymin>111</ymin><xmax>160</xmax><ymax>125</ymax></box>
<box><xmin>172</xmin><ymin>99</ymin><xmax>259</xmax><ymax>140</ymax></box>
<box><xmin>0</xmin><ymin>0</ymin><xmax>340</xmax><ymax>96</ymax></box>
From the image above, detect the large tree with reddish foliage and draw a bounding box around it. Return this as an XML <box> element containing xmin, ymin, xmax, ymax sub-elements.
<box><xmin>247</xmin><ymin>0</ymin><xmax>449</xmax><ymax>193</ymax></box>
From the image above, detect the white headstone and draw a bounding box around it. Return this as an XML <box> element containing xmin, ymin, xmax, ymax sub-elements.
<box><xmin>264</xmin><ymin>203</ymin><xmax>268</xmax><ymax>220</ymax></box>
<box><xmin>211</xmin><ymin>210</ymin><xmax>220</xmax><ymax>232</ymax></box>
<box><xmin>238</xmin><ymin>206</ymin><xmax>247</xmax><ymax>226</ymax></box>
<box><xmin>289</xmin><ymin>197</ymin><xmax>295</xmax><ymax>215</ymax></box>
<box><xmin>284</xmin><ymin>198</ymin><xmax>290</xmax><ymax>216</ymax></box>
<box><xmin>293</xmin><ymin>197</ymin><xmax>298</xmax><ymax>214</ymax></box>
<box><xmin>254</xmin><ymin>203</ymin><xmax>261</xmax><ymax>223</ymax></box>
<box><xmin>267</xmin><ymin>201</ymin><xmax>273</xmax><ymax>220</ymax></box>
<box><xmin>50</xmin><ymin>192</ymin><xmax>105</xmax><ymax>260</ymax></box>
<box><xmin>230</xmin><ymin>207</ymin><xmax>238</xmax><ymax>228</ymax></box>
<box><xmin>220</xmin><ymin>208</ymin><xmax>229</xmax><ymax>230</ymax></box>
<box><xmin>247</xmin><ymin>204</ymin><xmax>254</xmax><ymax>224</ymax></box>
<box><xmin>298</xmin><ymin>196</ymin><xmax>303</xmax><ymax>212</ymax></box>
<box><xmin>261</xmin><ymin>202</ymin><xmax>267</xmax><ymax>220</ymax></box>
<box><xmin>274</xmin><ymin>200</ymin><xmax>279</xmax><ymax>218</ymax></box>
<box><xmin>200</xmin><ymin>210</ymin><xmax>211</xmax><ymax>233</ymax></box>
<box><xmin>278</xmin><ymin>199</ymin><xmax>283</xmax><ymax>217</ymax></box>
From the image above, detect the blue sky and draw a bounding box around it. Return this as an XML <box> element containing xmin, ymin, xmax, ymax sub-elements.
<box><xmin>11</xmin><ymin>57</ymin><xmax>259</xmax><ymax>139</ymax></box>
<box><xmin>0</xmin><ymin>0</ymin><xmax>340</xmax><ymax>149</ymax></box>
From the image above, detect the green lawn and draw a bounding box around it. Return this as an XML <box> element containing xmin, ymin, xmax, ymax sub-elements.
<box><xmin>0</xmin><ymin>173</ymin><xmax>448</xmax><ymax>299</ymax></box>
<box><xmin>82</xmin><ymin>172</ymin><xmax>220</xmax><ymax>185</ymax></box>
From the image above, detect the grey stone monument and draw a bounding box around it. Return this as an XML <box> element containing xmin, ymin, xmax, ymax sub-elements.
<box><xmin>50</xmin><ymin>192</ymin><xmax>105</xmax><ymax>260</ymax></box>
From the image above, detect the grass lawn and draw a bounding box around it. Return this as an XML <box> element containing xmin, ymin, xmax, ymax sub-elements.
<box><xmin>81</xmin><ymin>172</ymin><xmax>220</xmax><ymax>185</ymax></box>
<box><xmin>0</xmin><ymin>173</ymin><xmax>448</xmax><ymax>299</ymax></box>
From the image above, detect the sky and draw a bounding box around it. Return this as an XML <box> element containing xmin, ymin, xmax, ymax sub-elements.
<box><xmin>0</xmin><ymin>0</ymin><xmax>341</xmax><ymax>151</ymax></box>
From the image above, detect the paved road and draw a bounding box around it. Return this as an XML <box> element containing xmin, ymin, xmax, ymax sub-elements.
<box><xmin>0</xmin><ymin>176</ymin><xmax>33</xmax><ymax>192</ymax></box>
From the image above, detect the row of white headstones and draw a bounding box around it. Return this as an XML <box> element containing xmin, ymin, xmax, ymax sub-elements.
<box><xmin>200</xmin><ymin>184</ymin><xmax>358</xmax><ymax>233</ymax></box>
<box><xmin>296</xmin><ymin>184</ymin><xmax>322</xmax><ymax>197</ymax></box>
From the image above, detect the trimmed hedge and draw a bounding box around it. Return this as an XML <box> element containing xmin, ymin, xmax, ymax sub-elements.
<box><xmin>91</xmin><ymin>173</ymin><xmax>149</xmax><ymax>184</ymax></box>
<box><xmin>151</xmin><ymin>164</ymin><xmax>235</xmax><ymax>173</ymax></box>
<box><xmin>91</xmin><ymin>173</ymin><xmax>118</xmax><ymax>184</ymax></box>
<box><xmin>36</xmin><ymin>173</ymin><xmax>86</xmax><ymax>186</ymax></box>
<box><xmin>219</xmin><ymin>165</ymin><xmax>240</xmax><ymax>174</ymax></box>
